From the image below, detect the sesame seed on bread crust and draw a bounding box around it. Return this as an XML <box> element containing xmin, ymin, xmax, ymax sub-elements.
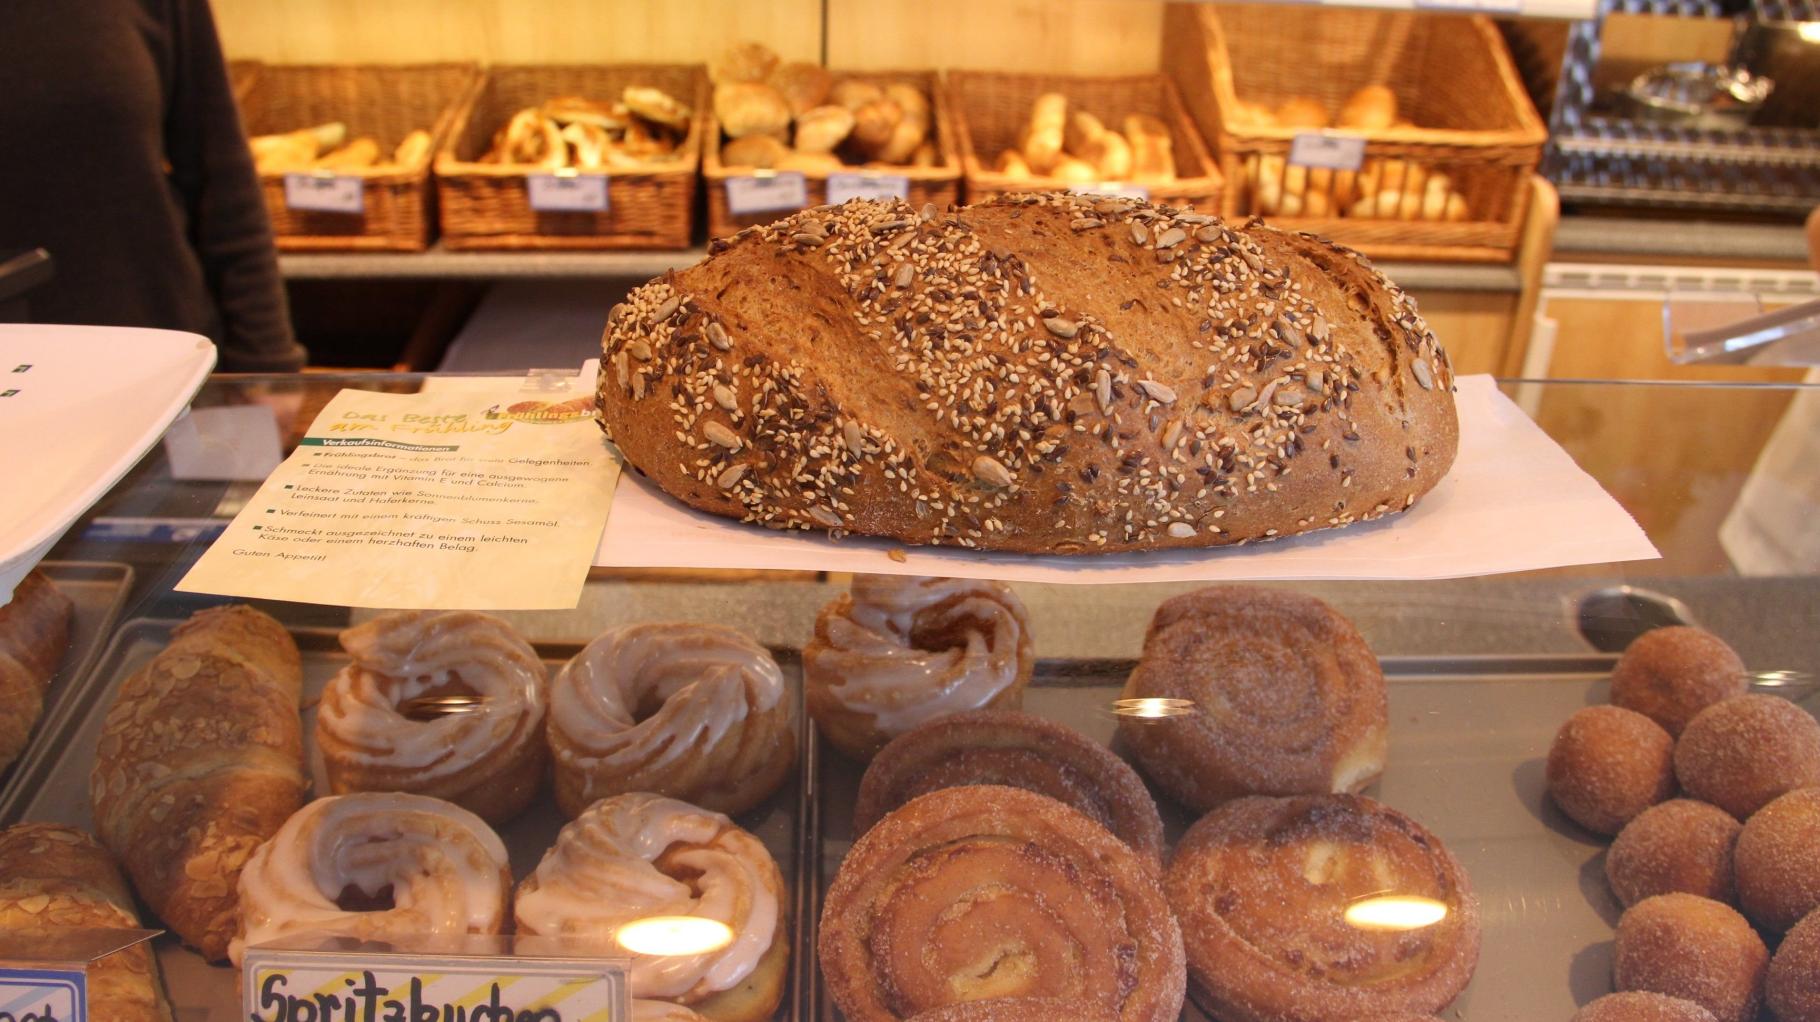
<box><xmin>596</xmin><ymin>194</ymin><xmax>1458</xmax><ymax>554</ymax></box>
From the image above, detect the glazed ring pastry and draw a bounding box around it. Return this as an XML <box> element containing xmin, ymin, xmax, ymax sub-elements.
<box><xmin>230</xmin><ymin>793</ymin><xmax>510</xmax><ymax>965</ymax></box>
<box><xmin>549</xmin><ymin>622</ymin><xmax>795</xmax><ymax>818</ymax></box>
<box><xmin>316</xmin><ymin>611</ymin><xmax>548</xmax><ymax>824</ymax></box>
<box><xmin>907</xmin><ymin>998</ymin><xmax>1118</xmax><ymax>1022</ymax></box>
<box><xmin>1164</xmin><ymin>794</ymin><xmax>1480</xmax><ymax>1022</ymax></box>
<box><xmin>516</xmin><ymin>793</ymin><xmax>789</xmax><ymax>1022</ymax></box>
<box><xmin>854</xmin><ymin>709</ymin><xmax>1164</xmax><ymax>867</ymax></box>
<box><xmin>1118</xmin><ymin>585</ymin><xmax>1388</xmax><ymax>812</ymax></box>
<box><xmin>805</xmin><ymin>575</ymin><xmax>1035</xmax><ymax>760</ymax></box>
<box><xmin>820</xmin><ymin>785</ymin><xmax>1185</xmax><ymax>1022</ymax></box>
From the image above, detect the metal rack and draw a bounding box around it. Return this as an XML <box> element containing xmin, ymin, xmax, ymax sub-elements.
<box><xmin>1543</xmin><ymin>0</ymin><xmax>1820</xmax><ymax>214</ymax></box>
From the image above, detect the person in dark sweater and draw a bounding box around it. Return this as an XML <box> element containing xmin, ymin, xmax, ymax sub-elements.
<box><xmin>0</xmin><ymin>0</ymin><xmax>305</xmax><ymax>371</ymax></box>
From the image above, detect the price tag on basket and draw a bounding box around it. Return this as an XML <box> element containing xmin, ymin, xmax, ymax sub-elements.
<box><xmin>0</xmin><ymin>967</ymin><xmax>85</xmax><ymax>1022</ymax></box>
<box><xmin>1070</xmin><ymin>182</ymin><xmax>1150</xmax><ymax>202</ymax></box>
<box><xmin>282</xmin><ymin>172</ymin><xmax>364</xmax><ymax>214</ymax></box>
<box><xmin>528</xmin><ymin>171</ymin><xmax>610</xmax><ymax>213</ymax></box>
<box><xmin>826</xmin><ymin>172</ymin><xmax>911</xmax><ymax>204</ymax></box>
<box><xmin>1288</xmin><ymin>133</ymin><xmax>1367</xmax><ymax>172</ymax></box>
<box><xmin>725</xmin><ymin>172</ymin><xmax>809</xmax><ymax>215</ymax></box>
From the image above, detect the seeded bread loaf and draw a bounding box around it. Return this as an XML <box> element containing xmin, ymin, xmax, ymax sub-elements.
<box><xmin>595</xmin><ymin>194</ymin><xmax>1458</xmax><ymax>553</ymax></box>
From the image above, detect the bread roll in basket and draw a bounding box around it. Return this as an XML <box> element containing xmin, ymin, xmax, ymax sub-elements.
<box><xmin>596</xmin><ymin>194</ymin><xmax>1457</xmax><ymax>553</ymax></box>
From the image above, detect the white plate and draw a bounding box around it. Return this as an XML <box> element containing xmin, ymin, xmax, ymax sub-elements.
<box><xmin>0</xmin><ymin>325</ymin><xmax>215</xmax><ymax>600</ymax></box>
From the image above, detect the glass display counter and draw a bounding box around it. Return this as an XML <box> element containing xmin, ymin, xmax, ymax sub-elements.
<box><xmin>5</xmin><ymin>371</ymin><xmax>1817</xmax><ymax>1022</ymax></box>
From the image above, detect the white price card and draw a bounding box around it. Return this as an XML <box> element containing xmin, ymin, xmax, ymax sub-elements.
<box><xmin>528</xmin><ymin>172</ymin><xmax>610</xmax><ymax>212</ymax></box>
<box><xmin>0</xmin><ymin>968</ymin><xmax>85</xmax><ymax>1022</ymax></box>
<box><xmin>1070</xmin><ymin>182</ymin><xmax>1150</xmax><ymax>202</ymax></box>
<box><xmin>1288</xmin><ymin>133</ymin><xmax>1367</xmax><ymax>171</ymax></box>
<box><xmin>246</xmin><ymin>947</ymin><xmax>629</xmax><ymax>1022</ymax></box>
<box><xmin>725</xmin><ymin>172</ymin><xmax>809</xmax><ymax>215</ymax></box>
<box><xmin>282</xmin><ymin>173</ymin><xmax>364</xmax><ymax>214</ymax></box>
<box><xmin>826</xmin><ymin>172</ymin><xmax>911</xmax><ymax>204</ymax></box>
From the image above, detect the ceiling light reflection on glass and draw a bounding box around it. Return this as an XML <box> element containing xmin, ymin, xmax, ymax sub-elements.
<box><xmin>615</xmin><ymin>916</ymin><xmax>734</xmax><ymax>957</ymax></box>
<box><xmin>1342</xmin><ymin>894</ymin><xmax>1449</xmax><ymax>931</ymax></box>
<box><xmin>1112</xmin><ymin>697</ymin><xmax>1196</xmax><ymax>719</ymax></box>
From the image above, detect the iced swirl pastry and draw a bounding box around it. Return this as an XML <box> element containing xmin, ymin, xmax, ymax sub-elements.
<box><xmin>230</xmin><ymin>793</ymin><xmax>510</xmax><ymax>965</ymax></box>
<box><xmin>515</xmin><ymin>793</ymin><xmax>789</xmax><ymax>1022</ymax></box>
<box><xmin>317</xmin><ymin>611</ymin><xmax>548</xmax><ymax>824</ymax></box>
<box><xmin>805</xmin><ymin>575</ymin><xmax>1034</xmax><ymax>760</ymax></box>
<box><xmin>549</xmin><ymin>622</ymin><xmax>794</xmax><ymax>818</ymax></box>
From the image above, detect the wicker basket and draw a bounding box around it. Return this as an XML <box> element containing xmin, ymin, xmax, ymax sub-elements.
<box><xmin>703</xmin><ymin>70</ymin><xmax>961</xmax><ymax>238</ymax></box>
<box><xmin>240</xmin><ymin>63</ymin><xmax>478</xmax><ymax>252</ymax></box>
<box><xmin>1163</xmin><ymin>4</ymin><xmax>1546</xmax><ymax>263</ymax></box>
<box><xmin>947</xmin><ymin>70</ymin><xmax>1223</xmax><ymax>211</ymax></box>
<box><xmin>436</xmin><ymin>65</ymin><xmax>706</xmax><ymax>250</ymax></box>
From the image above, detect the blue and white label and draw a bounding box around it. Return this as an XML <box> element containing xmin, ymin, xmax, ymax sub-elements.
<box><xmin>283</xmin><ymin>173</ymin><xmax>365</xmax><ymax>214</ymax></box>
<box><xmin>1288</xmin><ymin>133</ymin><xmax>1368</xmax><ymax>171</ymax></box>
<box><xmin>724</xmin><ymin>173</ymin><xmax>808</xmax><ymax>215</ymax></box>
<box><xmin>0</xmin><ymin>968</ymin><xmax>85</xmax><ymax>1022</ymax></box>
<box><xmin>528</xmin><ymin>173</ymin><xmax>610</xmax><ymax>212</ymax></box>
<box><xmin>826</xmin><ymin>172</ymin><xmax>911</xmax><ymax>204</ymax></box>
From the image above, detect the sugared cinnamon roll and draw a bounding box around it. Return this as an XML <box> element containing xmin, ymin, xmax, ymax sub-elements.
<box><xmin>229</xmin><ymin>793</ymin><xmax>510</xmax><ymax>965</ymax></box>
<box><xmin>820</xmin><ymin>785</ymin><xmax>1185</xmax><ymax>1022</ymax></box>
<box><xmin>316</xmin><ymin>611</ymin><xmax>548</xmax><ymax>824</ymax></box>
<box><xmin>549</xmin><ymin>622</ymin><xmax>794</xmax><ymax>818</ymax></box>
<box><xmin>1118</xmin><ymin>586</ymin><xmax>1388</xmax><ymax>812</ymax></box>
<box><xmin>805</xmin><ymin>575</ymin><xmax>1034</xmax><ymax>760</ymax></box>
<box><xmin>855</xmin><ymin>709</ymin><xmax>1164</xmax><ymax>867</ymax></box>
<box><xmin>516</xmin><ymin>793</ymin><xmax>789</xmax><ymax>1022</ymax></box>
<box><xmin>1164</xmin><ymin>794</ymin><xmax>1480</xmax><ymax>1022</ymax></box>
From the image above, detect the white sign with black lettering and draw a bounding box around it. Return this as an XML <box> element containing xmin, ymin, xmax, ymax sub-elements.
<box><xmin>282</xmin><ymin>173</ymin><xmax>365</xmax><ymax>214</ymax></box>
<box><xmin>528</xmin><ymin>173</ymin><xmax>610</xmax><ymax>212</ymax></box>
<box><xmin>0</xmin><ymin>968</ymin><xmax>84</xmax><ymax>1022</ymax></box>
<box><xmin>724</xmin><ymin>173</ymin><xmax>809</xmax><ymax>215</ymax></box>
<box><xmin>1288</xmin><ymin>133</ymin><xmax>1367</xmax><ymax>172</ymax></box>
<box><xmin>826</xmin><ymin>172</ymin><xmax>911</xmax><ymax>204</ymax></box>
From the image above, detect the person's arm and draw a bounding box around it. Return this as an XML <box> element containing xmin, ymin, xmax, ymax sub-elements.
<box><xmin>162</xmin><ymin>0</ymin><xmax>306</xmax><ymax>372</ymax></box>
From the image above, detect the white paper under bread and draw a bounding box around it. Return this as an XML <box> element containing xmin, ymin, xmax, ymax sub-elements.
<box><xmin>592</xmin><ymin>373</ymin><xmax>1660</xmax><ymax>583</ymax></box>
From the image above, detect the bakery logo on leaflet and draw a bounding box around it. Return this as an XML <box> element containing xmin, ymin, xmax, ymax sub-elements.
<box><xmin>483</xmin><ymin>396</ymin><xmax>597</xmax><ymax>425</ymax></box>
<box><xmin>247</xmin><ymin>958</ymin><xmax>629</xmax><ymax>1022</ymax></box>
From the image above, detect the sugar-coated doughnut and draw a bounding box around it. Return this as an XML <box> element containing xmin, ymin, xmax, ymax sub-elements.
<box><xmin>1768</xmin><ymin>908</ymin><xmax>1820</xmax><ymax>1022</ymax></box>
<box><xmin>1735</xmin><ymin>786</ymin><xmax>1820</xmax><ymax>933</ymax></box>
<box><xmin>1165</xmin><ymin>794</ymin><xmax>1479</xmax><ymax>1022</ymax></box>
<box><xmin>1118</xmin><ymin>586</ymin><xmax>1387</xmax><ymax>813</ymax></box>
<box><xmin>1572</xmin><ymin>992</ymin><xmax>1717</xmax><ymax>1022</ymax></box>
<box><xmin>1547</xmin><ymin>705</ymin><xmax>1676</xmax><ymax>835</ymax></box>
<box><xmin>1611</xmin><ymin>626</ymin><xmax>1747</xmax><ymax>736</ymax></box>
<box><xmin>1674</xmin><ymin>695</ymin><xmax>1820</xmax><ymax>820</ymax></box>
<box><xmin>1606</xmin><ymin>799</ymin><xmax>1740</xmax><ymax>908</ymax></box>
<box><xmin>1614</xmin><ymin>893</ymin><xmax>1767</xmax><ymax>1022</ymax></box>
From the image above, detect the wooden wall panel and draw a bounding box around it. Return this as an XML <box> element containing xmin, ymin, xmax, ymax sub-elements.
<box><xmin>1405</xmin><ymin>289</ymin><xmax>1516</xmax><ymax>378</ymax></box>
<box><xmin>213</xmin><ymin>0</ymin><xmax>822</xmax><ymax>64</ymax></box>
<box><xmin>825</xmin><ymin>0</ymin><xmax>1165</xmax><ymax>73</ymax></box>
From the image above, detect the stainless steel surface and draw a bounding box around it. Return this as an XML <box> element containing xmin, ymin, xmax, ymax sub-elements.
<box><xmin>808</xmin><ymin>655</ymin><xmax>1819</xmax><ymax>1022</ymax></box>
<box><xmin>0</xmin><ymin>561</ymin><xmax>132</xmax><ymax>814</ymax></box>
<box><xmin>15</xmin><ymin>619</ymin><xmax>807</xmax><ymax>1022</ymax></box>
<box><xmin>1574</xmin><ymin>586</ymin><xmax>1697</xmax><ymax>652</ymax></box>
<box><xmin>1622</xmin><ymin>63</ymin><xmax>1774</xmax><ymax>131</ymax></box>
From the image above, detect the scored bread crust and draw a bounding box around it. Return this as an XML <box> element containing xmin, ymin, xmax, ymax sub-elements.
<box><xmin>596</xmin><ymin>194</ymin><xmax>1458</xmax><ymax>553</ymax></box>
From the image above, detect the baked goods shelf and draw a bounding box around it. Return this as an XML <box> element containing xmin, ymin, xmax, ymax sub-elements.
<box><xmin>274</xmin><ymin>240</ymin><xmax>1525</xmax><ymax>292</ymax></box>
<box><xmin>23</xmin><ymin>598</ymin><xmax>1810</xmax><ymax>1020</ymax></box>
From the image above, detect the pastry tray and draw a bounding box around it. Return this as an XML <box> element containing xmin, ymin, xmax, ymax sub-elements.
<box><xmin>8</xmin><ymin>618</ymin><xmax>812</xmax><ymax>1022</ymax></box>
<box><xmin>809</xmin><ymin>655</ymin><xmax>1816</xmax><ymax>1022</ymax></box>
<box><xmin>14</xmin><ymin>615</ymin><xmax>1814</xmax><ymax>1021</ymax></box>
<box><xmin>0</xmin><ymin>561</ymin><xmax>133</xmax><ymax>805</ymax></box>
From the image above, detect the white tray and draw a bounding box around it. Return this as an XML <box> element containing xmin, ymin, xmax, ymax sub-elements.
<box><xmin>0</xmin><ymin>325</ymin><xmax>215</xmax><ymax>600</ymax></box>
